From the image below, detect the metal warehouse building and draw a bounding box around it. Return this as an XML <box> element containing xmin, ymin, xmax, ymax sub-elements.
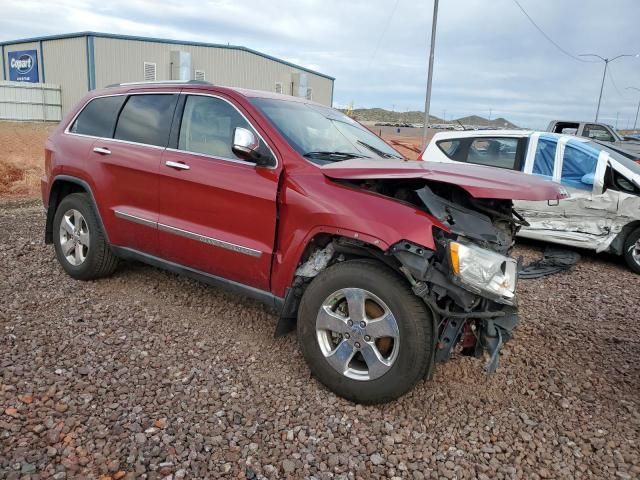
<box><xmin>0</xmin><ymin>31</ymin><xmax>335</xmax><ymax>118</ymax></box>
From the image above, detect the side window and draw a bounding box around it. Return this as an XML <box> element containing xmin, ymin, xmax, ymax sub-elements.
<box><xmin>561</xmin><ymin>142</ymin><xmax>598</xmax><ymax>190</ymax></box>
<box><xmin>583</xmin><ymin>124</ymin><xmax>614</xmax><ymax>142</ymax></box>
<box><xmin>436</xmin><ymin>139</ymin><xmax>462</xmax><ymax>159</ymax></box>
<box><xmin>178</xmin><ymin>95</ymin><xmax>257</xmax><ymax>160</ymax></box>
<box><xmin>70</xmin><ymin>96</ymin><xmax>126</xmax><ymax>138</ymax></box>
<box><xmin>114</xmin><ymin>94</ymin><xmax>178</xmax><ymax>147</ymax></box>
<box><xmin>532</xmin><ymin>137</ymin><xmax>557</xmax><ymax>178</ymax></box>
<box><xmin>466</xmin><ymin>137</ymin><xmax>518</xmax><ymax>169</ymax></box>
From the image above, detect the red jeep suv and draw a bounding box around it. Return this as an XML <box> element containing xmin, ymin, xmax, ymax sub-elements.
<box><xmin>42</xmin><ymin>81</ymin><xmax>565</xmax><ymax>403</ymax></box>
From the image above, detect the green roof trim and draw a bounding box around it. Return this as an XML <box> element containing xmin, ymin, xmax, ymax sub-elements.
<box><xmin>0</xmin><ymin>31</ymin><xmax>335</xmax><ymax>81</ymax></box>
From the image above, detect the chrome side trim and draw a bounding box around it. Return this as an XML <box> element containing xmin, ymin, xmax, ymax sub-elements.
<box><xmin>114</xmin><ymin>210</ymin><xmax>157</xmax><ymax>228</ymax></box>
<box><xmin>114</xmin><ymin>211</ymin><xmax>261</xmax><ymax>257</ymax></box>
<box><xmin>165</xmin><ymin>147</ymin><xmax>257</xmax><ymax>167</ymax></box>
<box><xmin>158</xmin><ymin>223</ymin><xmax>262</xmax><ymax>257</ymax></box>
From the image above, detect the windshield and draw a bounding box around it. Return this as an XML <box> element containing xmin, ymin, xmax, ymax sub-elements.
<box><xmin>250</xmin><ymin>98</ymin><xmax>403</xmax><ymax>163</ymax></box>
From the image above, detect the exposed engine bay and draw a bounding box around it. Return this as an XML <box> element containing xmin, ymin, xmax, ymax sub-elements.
<box><xmin>344</xmin><ymin>178</ymin><xmax>527</xmax><ymax>255</ymax></box>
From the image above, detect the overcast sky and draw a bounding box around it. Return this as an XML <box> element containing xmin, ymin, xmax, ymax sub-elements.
<box><xmin>2</xmin><ymin>0</ymin><xmax>639</xmax><ymax>128</ymax></box>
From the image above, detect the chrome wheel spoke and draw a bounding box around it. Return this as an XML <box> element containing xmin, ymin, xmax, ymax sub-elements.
<box><xmin>73</xmin><ymin>210</ymin><xmax>82</xmax><ymax>232</ymax></box>
<box><xmin>343</xmin><ymin>288</ymin><xmax>366</xmax><ymax>323</ymax></box>
<box><xmin>61</xmin><ymin>238</ymin><xmax>75</xmax><ymax>256</ymax></box>
<box><xmin>366</xmin><ymin>311</ymin><xmax>400</xmax><ymax>339</ymax></box>
<box><xmin>79</xmin><ymin>231</ymin><xmax>90</xmax><ymax>248</ymax></box>
<box><xmin>74</xmin><ymin>243</ymin><xmax>84</xmax><ymax>264</ymax></box>
<box><xmin>61</xmin><ymin>216</ymin><xmax>74</xmax><ymax>235</ymax></box>
<box><xmin>360</xmin><ymin>342</ymin><xmax>392</xmax><ymax>379</ymax></box>
<box><xmin>325</xmin><ymin>339</ymin><xmax>357</xmax><ymax>374</ymax></box>
<box><xmin>317</xmin><ymin>306</ymin><xmax>348</xmax><ymax>333</ymax></box>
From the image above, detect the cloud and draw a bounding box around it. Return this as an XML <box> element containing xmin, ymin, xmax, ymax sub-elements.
<box><xmin>1</xmin><ymin>0</ymin><xmax>639</xmax><ymax>128</ymax></box>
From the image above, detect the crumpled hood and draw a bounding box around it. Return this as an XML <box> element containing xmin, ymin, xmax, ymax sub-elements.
<box><xmin>321</xmin><ymin>159</ymin><xmax>568</xmax><ymax>201</ymax></box>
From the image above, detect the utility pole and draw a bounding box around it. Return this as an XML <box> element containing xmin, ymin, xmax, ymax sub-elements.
<box><xmin>579</xmin><ymin>53</ymin><xmax>638</xmax><ymax>122</ymax></box>
<box><xmin>626</xmin><ymin>87</ymin><xmax>640</xmax><ymax>130</ymax></box>
<box><xmin>489</xmin><ymin>108</ymin><xmax>492</xmax><ymax>122</ymax></box>
<box><xmin>422</xmin><ymin>0</ymin><xmax>439</xmax><ymax>148</ymax></box>
<box><xmin>615</xmin><ymin>112</ymin><xmax>619</xmax><ymax>129</ymax></box>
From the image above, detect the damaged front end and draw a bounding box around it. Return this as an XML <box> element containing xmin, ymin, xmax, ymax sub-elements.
<box><xmin>388</xmin><ymin>182</ymin><xmax>524</xmax><ymax>374</ymax></box>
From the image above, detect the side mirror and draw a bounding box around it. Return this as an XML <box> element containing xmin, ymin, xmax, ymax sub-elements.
<box><xmin>232</xmin><ymin>127</ymin><xmax>259</xmax><ymax>156</ymax></box>
<box><xmin>232</xmin><ymin>127</ymin><xmax>272</xmax><ymax>166</ymax></box>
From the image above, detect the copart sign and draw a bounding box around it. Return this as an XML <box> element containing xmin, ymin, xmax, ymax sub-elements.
<box><xmin>8</xmin><ymin>50</ymin><xmax>39</xmax><ymax>83</ymax></box>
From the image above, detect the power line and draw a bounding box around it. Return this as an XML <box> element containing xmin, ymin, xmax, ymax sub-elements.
<box><xmin>606</xmin><ymin>64</ymin><xmax>626</xmax><ymax>98</ymax></box>
<box><xmin>369</xmin><ymin>0</ymin><xmax>402</xmax><ymax>64</ymax></box>
<box><xmin>511</xmin><ymin>0</ymin><xmax>597</xmax><ymax>63</ymax></box>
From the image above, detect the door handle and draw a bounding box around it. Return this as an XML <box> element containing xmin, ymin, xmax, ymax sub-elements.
<box><xmin>165</xmin><ymin>160</ymin><xmax>190</xmax><ymax>170</ymax></box>
<box><xmin>93</xmin><ymin>147</ymin><xmax>111</xmax><ymax>155</ymax></box>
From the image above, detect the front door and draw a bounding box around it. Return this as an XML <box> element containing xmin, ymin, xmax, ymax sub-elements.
<box><xmin>517</xmin><ymin>136</ymin><xmax>617</xmax><ymax>249</ymax></box>
<box><xmin>157</xmin><ymin>93</ymin><xmax>280</xmax><ymax>291</ymax></box>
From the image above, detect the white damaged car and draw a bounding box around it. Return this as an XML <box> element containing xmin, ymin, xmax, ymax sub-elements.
<box><xmin>420</xmin><ymin>130</ymin><xmax>640</xmax><ymax>273</ymax></box>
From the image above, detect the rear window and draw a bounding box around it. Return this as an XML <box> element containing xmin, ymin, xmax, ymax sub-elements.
<box><xmin>114</xmin><ymin>94</ymin><xmax>178</xmax><ymax>147</ymax></box>
<box><xmin>436</xmin><ymin>139</ymin><xmax>462</xmax><ymax>158</ymax></box>
<box><xmin>69</xmin><ymin>96</ymin><xmax>126</xmax><ymax>138</ymax></box>
<box><xmin>467</xmin><ymin>137</ymin><xmax>518</xmax><ymax>169</ymax></box>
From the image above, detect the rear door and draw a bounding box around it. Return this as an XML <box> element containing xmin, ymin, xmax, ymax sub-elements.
<box><xmin>91</xmin><ymin>93</ymin><xmax>178</xmax><ymax>254</ymax></box>
<box><xmin>67</xmin><ymin>92</ymin><xmax>178</xmax><ymax>255</ymax></box>
<box><xmin>157</xmin><ymin>93</ymin><xmax>280</xmax><ymax>291</ymax></box>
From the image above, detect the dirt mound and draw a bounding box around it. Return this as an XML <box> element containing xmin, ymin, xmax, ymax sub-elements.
<box><xmin>0</xmin><ymin>121</ymin><xmax>54</xmax><ymax>198</ymax></box>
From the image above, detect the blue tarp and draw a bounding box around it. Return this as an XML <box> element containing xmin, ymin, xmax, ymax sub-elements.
<box><xmin>561</xmin><ymin>140</ymin><xmax>598</xmax><ymax>190</ymax></box>
<box><xmin>532</xmin><ymin>137</ymin><xmax>556</xmax><ymax>178</ymax></box>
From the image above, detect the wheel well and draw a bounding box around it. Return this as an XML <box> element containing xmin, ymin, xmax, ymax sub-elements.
<box><xmin>275</xmin><ymin>234</ymin><xmax>402</xmax><ymax>336</ymax></box>
<box><xmin>45</xmin><ymin>180</ymin><xmax>87</xmax><ymax>244</ymax></box>
<box><xmin>609</xmin><ymin>220</ymin><xmax>640</xmax><ymax>255</ymax></box>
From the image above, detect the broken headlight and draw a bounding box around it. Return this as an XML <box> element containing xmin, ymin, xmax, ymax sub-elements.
<box><xmin>448</xmin><ymin>241</ymin><xmax>517</xmax><ymax>303</ymax></box>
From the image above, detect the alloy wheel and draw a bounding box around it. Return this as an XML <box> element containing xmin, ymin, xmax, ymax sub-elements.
<box><xmin>59</xmin><ymin>209</ymin><xmax>90</xmax><ymax>266</ymax></box>
<box><xmin>315</xmin><ymin>288</ymin><xmax>400</xmax><ymax>381</ymax></box>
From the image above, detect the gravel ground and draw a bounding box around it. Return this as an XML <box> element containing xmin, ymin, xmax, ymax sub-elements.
<box><xmin>1</xmin><ymin>201</ymin><xmax>639</xmax><ymax>480</ymax></box>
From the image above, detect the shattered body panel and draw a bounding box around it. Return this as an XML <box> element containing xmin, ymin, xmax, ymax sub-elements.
<box><xmin>517</xmin><ymin>190</ymin><xmax>640</xmax><ymax>253</ymax></box>
<box><xmin>517</xmin><ymin>152</ymin><xmax>640</xmax><ymax>254</ymax></box>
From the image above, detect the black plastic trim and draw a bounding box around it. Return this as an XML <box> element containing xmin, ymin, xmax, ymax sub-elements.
<box><xmin>45</xmin><ymin>175</ymin><xmax>108</xmax><ymax>244</ymax></box>
<box><xmin>111</xmin><ymin>246</ymin><xmax>284</xmax><ymax>312</ymax></box>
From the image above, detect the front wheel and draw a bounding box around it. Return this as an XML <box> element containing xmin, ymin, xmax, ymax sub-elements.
<box><xmin>623</xmin><ymin>227</ymin><xmax>640</xmax><ymax>274</ymax></box>
<box><xmin>297</xmin><ymin>260</ymin><xmax>434</xmax><ymax>404</ymax></box>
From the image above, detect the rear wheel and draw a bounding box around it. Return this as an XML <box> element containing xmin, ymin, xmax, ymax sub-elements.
<box><xmin>297</xmin><ymin>260</ymin><xmax>434</xmax><ymax>404</ymax></box>
<box><xmin>53</xmin><ymin>193</ymin><xmax>118</xmax><ymax>280</ymax></box>
<box><xmin>623</xmin><ymin>227</ymin><xmax>640</xmax><ymax>274</ymax></box>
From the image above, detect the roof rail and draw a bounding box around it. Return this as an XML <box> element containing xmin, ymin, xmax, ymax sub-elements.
<box><xmin>105</xmin><ymin>80</ymin><xmax>213</xmax><ymax>88</ymax></box>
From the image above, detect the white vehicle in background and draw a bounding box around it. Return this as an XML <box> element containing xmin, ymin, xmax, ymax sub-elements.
<box><xmin>419</xmin><ymin>130</ymin><xmax>640</xmax><ymax>273</ymax></box>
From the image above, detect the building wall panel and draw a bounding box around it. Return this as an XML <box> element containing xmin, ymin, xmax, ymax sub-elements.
<box><xmin>93</xmin><ymin>38</ymin><xmax>333</xmax><ymax>106</ymax></box>
<box><xmin>42</xmin><ymin>37</ymin><xmax>88</xmax><ymax>113</ymax></box>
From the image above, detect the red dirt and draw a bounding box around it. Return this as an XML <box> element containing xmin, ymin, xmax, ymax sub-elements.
<box><xmin>0</xmin><ymin>121</ymin><xmax>54</xmax><ymax>199</ymax></box>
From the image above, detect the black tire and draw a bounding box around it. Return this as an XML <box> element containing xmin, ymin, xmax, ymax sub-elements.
<box><xmin>53</xmin><ymin>192</ymin><xmax>118</xmax><ymax>280</ymax></box>
<box><xmin>623</xmin><ymin>227</ymin><xmax>640</xmax><ymax>274</ymax></box>
<box><xmin>297</xmin><ymin>260</ymin><xmax>434</xmax><ymax>404</ymax></box>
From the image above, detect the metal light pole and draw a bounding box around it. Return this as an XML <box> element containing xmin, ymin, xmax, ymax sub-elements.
<box><xmin>579</xmin><ymin>53</ymin><xmax>638</xmax><ymax>122</ymax></box>
<box><xmin>626</xmin><ymin>87</ymin><xmax>640</xmax><ymax>130</ymax></box>
<box><xmin>422</xmin><ymin>0</ymin><xmax>439</xmax><ymax>148</ymax></box>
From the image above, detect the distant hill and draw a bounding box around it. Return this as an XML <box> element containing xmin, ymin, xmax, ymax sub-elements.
<box><xmin>455</xmin><ymin>115</ymin><xmax>518</xmax><ymax>129</ymax></box>
<box><xmin>340</xmin><ymin>108</ymin><xmax>518</xmax><ymax>128</ymax></box>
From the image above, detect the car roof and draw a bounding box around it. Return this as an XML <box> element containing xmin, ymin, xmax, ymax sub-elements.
<box><xmin>94</xmin><ymin>81</ymin><xmax>322</xmax><ymax>106</ymax></box>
